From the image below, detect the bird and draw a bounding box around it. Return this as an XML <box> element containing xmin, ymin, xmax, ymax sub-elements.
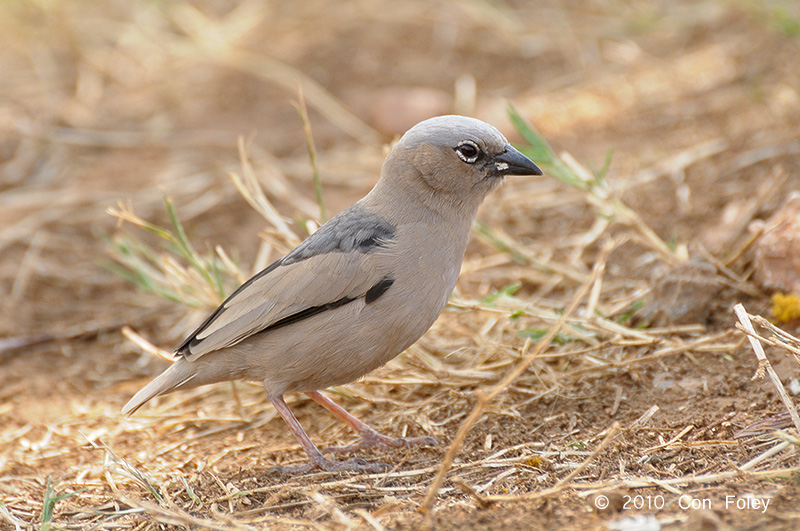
<box><xmin>122</xmin><ymin>115</ymin><xmax>542</xmax><ymax>473</ymax></box>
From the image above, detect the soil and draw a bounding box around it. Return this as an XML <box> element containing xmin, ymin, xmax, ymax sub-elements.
<box><xmin>1</xmin><ymin>1</ymin><xmax>800</xmax><ymax>530</ymax></box>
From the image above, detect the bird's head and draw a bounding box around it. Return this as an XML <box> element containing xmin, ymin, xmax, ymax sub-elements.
<box><xmin>379</xmin><ymin>115</ymin><xmax>542</xmax><ymax>214</ymax></box>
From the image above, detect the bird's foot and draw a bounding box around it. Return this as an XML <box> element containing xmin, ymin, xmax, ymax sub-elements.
<box><xmin>268</xmin><ymin>456</ymin><xmax>390</xmax><ymax>475</ymax></box>
<box><xmin>322</xmin><ymin>433</ymin><xmax>437</xmax><ymax>455</ymax></box>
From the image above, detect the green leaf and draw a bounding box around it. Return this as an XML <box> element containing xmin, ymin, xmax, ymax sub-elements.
<box><xmin>591</xmin><ymin>146</ymin><xmax>615</xmax><ymax>182</ymax></box>
<box><xmin>41</xmin><ymin>477</ymin><xmax>86</xmax><ymax>531</ymax></box>
<box><xmin>616</xmin><ymin>300</ymin><xmax>645</xmax><ymax>325</ymax></box>
<box><xmin>509</xmin><ymin>309</ymin><xmax>526</xmax><ymax>321</ymax></box>
<box><xmin>481</xmin><ymin>281</ymin><xmax>522</xmax><ymax>304</ymax></box>
<box><xmin>507</xmin><ymin>104</ymin><xmax>590</xmax><ymax>190</ymax></box>
<box><xmin>518</xmin><ymin>327</ymin><xmax>576</xmax><ymax>345</ymax></box>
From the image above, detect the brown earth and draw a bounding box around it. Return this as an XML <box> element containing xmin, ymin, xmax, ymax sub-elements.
<box><xmin>1</xmin><ymin>1</ymin><xmax>800</xmax><ymax>530</ymax></box>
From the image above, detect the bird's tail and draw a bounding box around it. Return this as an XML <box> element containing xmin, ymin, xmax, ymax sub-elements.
<box><xmin>121</xmin><ymin>358</ymin><xmax>197</xmax><ymax>417</ymax></box>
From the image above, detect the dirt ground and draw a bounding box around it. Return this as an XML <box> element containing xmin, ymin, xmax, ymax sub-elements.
<box><xmin>2</xmin><ymin>1</ymin><xmax>800</xmax><ymax>530</ymax></box>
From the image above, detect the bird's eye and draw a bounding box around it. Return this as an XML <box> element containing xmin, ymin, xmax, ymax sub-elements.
<box><xmin>455</xmin><ymin>141</ymin><xmax>481</xmax><ymax>164</ymax></box>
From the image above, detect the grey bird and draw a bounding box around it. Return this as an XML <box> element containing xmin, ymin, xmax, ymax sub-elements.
<box><xmin>122</xmin><ymin>115</ymin><xmax>542</xmax><ymax>472</ymax></box>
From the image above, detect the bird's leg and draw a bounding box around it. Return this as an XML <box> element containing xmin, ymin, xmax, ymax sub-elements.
<box><xmin>307</xmin><ymin>391</ymin><xmax>436</xmax><ymax>455</ymax></box>
<box><xmin>266</xmin><ymin>393</ymin><xmax>389</xmax><ymax>474</ymax></box>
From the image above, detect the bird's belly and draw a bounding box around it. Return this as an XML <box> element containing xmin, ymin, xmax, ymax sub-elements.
<box><xmin>231</xmin><ymin>274</ymin><xmax>455</xmax><ymax>395</ymax></box>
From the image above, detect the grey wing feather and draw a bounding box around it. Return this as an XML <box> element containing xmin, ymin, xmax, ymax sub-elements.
<box><xmin>175</xmin><ymin>205</ymin><xmax>396</xmax><ymax>362</ymax></box>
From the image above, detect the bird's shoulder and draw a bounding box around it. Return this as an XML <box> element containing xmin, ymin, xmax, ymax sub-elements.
<box><xmin>285</xmin><ymin>203</ymin><xmax>396</xmax><ymax>262</ymax></box>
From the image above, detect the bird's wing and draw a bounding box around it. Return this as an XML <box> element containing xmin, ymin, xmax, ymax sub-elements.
<box><xmin>175</xmin><ymin>205</ymin><xmax>397</xmax><ymax>361</ymax></box>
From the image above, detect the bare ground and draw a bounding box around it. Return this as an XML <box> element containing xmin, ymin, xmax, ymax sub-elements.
<box><xmin>1</xmin><ymin>1</ymin><xmax>800</xmax><ymax>530</ymax></box>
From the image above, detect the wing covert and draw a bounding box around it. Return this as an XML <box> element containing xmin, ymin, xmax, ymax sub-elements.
<box><xmin>175</xmin><ymin>204</ymin><xmax>396</xmax><ymax>362</ymax></box>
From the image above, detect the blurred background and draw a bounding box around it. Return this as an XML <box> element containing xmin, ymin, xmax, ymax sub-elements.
<box><xmin>2</xmin><ymin>0</ymin><xmax>797</xmax><ymax>309</ymax></box>
<box><xmin>2</xmin><ymin>0</ymin><xmax>798</xmax><ymax>337</ymax></box>
<box><xmin>1</xmin><ymin>0</ymin><xmax>800</xmax><ymax>529</ymax></box>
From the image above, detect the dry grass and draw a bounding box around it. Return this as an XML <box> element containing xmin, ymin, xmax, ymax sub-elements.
<box><xmin>2</xmin><ymin>0</ymin><xmax>800</xmax><ymax>529</ymax></box>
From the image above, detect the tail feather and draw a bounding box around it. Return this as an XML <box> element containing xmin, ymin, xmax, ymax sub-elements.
<box><xmin>121</xmin><ymin>359</ymin><xmax>196</xmax><ymax>417</ymax></box>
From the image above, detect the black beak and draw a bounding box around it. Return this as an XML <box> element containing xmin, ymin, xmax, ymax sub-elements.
<box><xmin>490</xmin><ymin>144</ymin><xmax>542</xmax><ymax>177</ymax></box>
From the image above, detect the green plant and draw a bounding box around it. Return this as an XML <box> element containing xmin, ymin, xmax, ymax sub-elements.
<box><xmin>41</xmin><ymin>478</ymin><xmax>85</xmax><ymax>531</ymax></box>
<box><xmin>104</xmin><ymin>196</ymin><xmax>241</xmax><ymax>309</ymax></box>
<box><xmin>507</xmin><ymin>104</ymin><xmax>686</xmax><ymax>264</ymax></box>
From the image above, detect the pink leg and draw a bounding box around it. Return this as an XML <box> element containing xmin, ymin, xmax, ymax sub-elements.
<box><xmin>267</xmin><ymin>393</ymin><xmax>388</xmax><ymax>474</ymax></box>
<box><xmin>307</xmin><ymin>391</ymin><xmax>436</xmax><ymax>455</ymax></box>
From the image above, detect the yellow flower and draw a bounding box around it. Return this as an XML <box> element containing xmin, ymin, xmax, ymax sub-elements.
<box><xmin>771</xmin><ymin>293</ymin><xmax>800</xmax><ymax>322</ymax></box>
